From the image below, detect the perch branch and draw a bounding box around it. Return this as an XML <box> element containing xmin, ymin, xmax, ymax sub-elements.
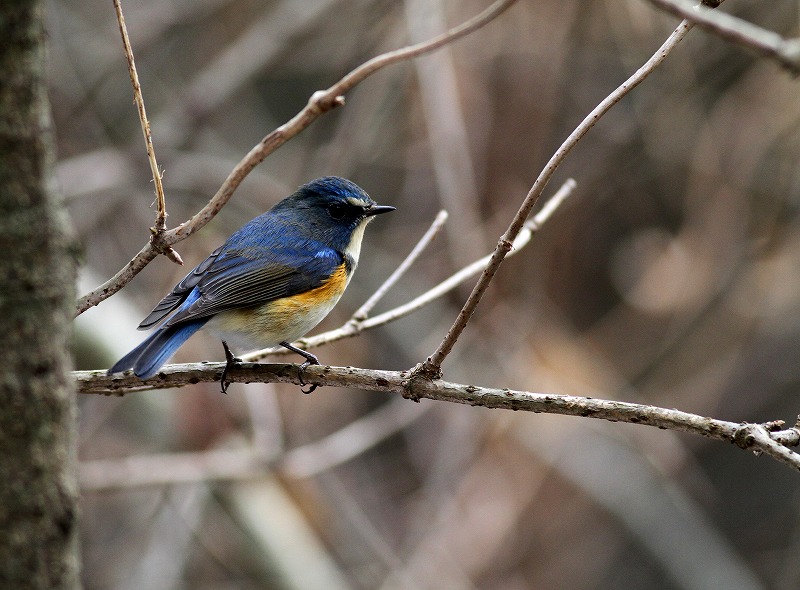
<box><xmin>75</xmin><ymin>363</ymin><xmax>800</xmax><ymax>474</ymax></box>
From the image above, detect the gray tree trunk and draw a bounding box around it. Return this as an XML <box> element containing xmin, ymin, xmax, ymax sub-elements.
<box><xmin>0</xmin><ymin>1</ymin><xmax>80</xmax><ymax>588</ymax></box>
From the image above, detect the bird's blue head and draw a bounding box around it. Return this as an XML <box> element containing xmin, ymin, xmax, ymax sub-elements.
<box><xmin>271</xmin><ymin>177</ymin><xmax>395</xmax><ymax>264</ymax></box>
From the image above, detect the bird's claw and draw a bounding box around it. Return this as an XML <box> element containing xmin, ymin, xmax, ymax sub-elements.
<box><xmin>220</xmin><ymin>341</ymin><xmax>242</xmax><ymax>394</ymax></box>
<box><xmin>298</xmin><ymin>359</ymin><xmax>319</xmax><ymax>394</ymax></box>
<box><xmin>279</xmin><ymin>340</ymin><xmax>321</xmax><ymax>394</ymax></box>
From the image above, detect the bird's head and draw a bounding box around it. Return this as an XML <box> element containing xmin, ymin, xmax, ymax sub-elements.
<box><xmin>273</xmin><ymin>177</ymin><xmax>395</xmax><ymax>264</ymax></box>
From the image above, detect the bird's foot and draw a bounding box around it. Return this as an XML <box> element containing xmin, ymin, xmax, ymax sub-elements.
<box><xmin>280</xmin><ymin>341</ymin><xmax>320</xmax><ymax>394</ymax></box>
<box><xmin>220</xmin><ymin>340</ymin><xmax>242</xmax><ymax>394</ymax></box>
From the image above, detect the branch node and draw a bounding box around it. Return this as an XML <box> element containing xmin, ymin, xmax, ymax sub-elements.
<box><xmin>763</xmin><ymin>419</ymin><xmax>785</xmax><ymax>432</ymax></box>
<box><xmin>309</xmin><ymin>91</ymin><xmax>345</xmax><ymax>114</ymax></box>
<box><xmin>733</xmin><ymin>423</ymin><xmax>757</xmax><ymax>450</ymax></box>
<box><xmin>404</xmin><ymin>361</ymin><xmax>441</xmax><ymax>401</ymax></box>
<box><xmin>149</xmin><ymin>228</ymin><xmax>184</xmax><ymax>265</ymax></box>
<box><xmin>414</xmin><ymin>359</ymin><xmax>442</xmax><ymax>380</ymax></box>
<box><xmin>498</xmin><ymin>237</ymin><xmax>513</xmax><ymax>253</ymax></box>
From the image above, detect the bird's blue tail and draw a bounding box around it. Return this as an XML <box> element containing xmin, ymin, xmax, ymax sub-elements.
<box><xmin>108</xmin><ymin>319</ymin><xmax>208</xmax><ymax>379</ymax></box>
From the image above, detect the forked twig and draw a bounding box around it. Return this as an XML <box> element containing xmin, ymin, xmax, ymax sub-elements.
<box><xmin>352</xmin><ymin>210</ymin><xmax>448</xmax><ymax>322</ymax></box>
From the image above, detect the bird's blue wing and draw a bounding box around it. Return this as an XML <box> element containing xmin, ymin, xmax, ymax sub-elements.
<box><xmin>140</xmin><ymin>241</ymin><xmax>343</xmax><ymax>330</ymax></box>
<box><xmin>138</xmin><ymin>244</ymin><xmax>226</xmax><ymax>329</ymax></box>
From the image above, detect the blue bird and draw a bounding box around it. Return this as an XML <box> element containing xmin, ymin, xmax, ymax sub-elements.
<box><xmin>108</xmin><ymin>176</ymin><xmax>394</xmax><ymax>391</ymax></box>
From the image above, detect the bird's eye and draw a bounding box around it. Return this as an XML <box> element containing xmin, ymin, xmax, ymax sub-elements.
<box><xmin>328</xmin><ymin>203</ymin><xmax>346</xmax><ymax>220</ymax></box>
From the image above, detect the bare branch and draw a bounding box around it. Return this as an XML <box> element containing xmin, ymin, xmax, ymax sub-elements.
<box><xmin>416</xmin><ymin>17</ymin><xmax>695</xmax><ymax>377</ymax></box>
<box><xmin>112</xmin><ymin>0</ymin><xmax>182</xmax><ymax>264</ymax></box>
<box><xmin>75</xmin><ymin>0</ymin><xmax>520</xmax><ymax>316</ymax></box>
<box><xmin>646</xmin><ymin>0</ymin><xmax>800</xmax><ymax>75</ymax></box>
<box><xmin>75</xmin><ymin>363</ymin><xmax>800</xmax><ymax>474</ymax></box>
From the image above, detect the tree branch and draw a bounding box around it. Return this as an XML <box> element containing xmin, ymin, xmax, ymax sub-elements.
<box><xmin>646</xmin><ymin>0</ymin><xmax>800</xmax><ymax>75</ymax></box>
<box><xmin>75</xmin><ymin>0</ymin><xmax>520</xmax><ymax>316</ymax></box>
<box><xmin>75</xmin><ymin>363</ymin><xmax>800</xmax><ymax>473</ymax></box>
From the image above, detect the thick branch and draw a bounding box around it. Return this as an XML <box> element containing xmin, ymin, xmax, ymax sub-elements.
<box><xmin>75</xmin><ymin>363</ymin><xmax>800</xmax><ymax>472</ymax></box>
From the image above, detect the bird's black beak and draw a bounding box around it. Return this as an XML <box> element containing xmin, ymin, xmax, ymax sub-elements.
<box><xmin>364</xmin><ymin>204</ymin><xmax>396</xmax><ymax>217</ymax></box>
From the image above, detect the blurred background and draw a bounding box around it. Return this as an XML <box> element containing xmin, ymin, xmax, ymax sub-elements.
<box><xmin>54</xmin><ymin>0</ymin><xmax>800</xmax><ymax>588</ymax></box>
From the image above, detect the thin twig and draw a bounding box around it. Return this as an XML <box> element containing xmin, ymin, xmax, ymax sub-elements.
<box><xmin>646</xmin><ymin>0</ymin><xmax>800</xmax><ymax>75</ymax></box>
<box><xmin>241</xmin><ymin>180</ymin><xmax>572</xmax><ymax>362</ymax></box>
<box><xmin>75</xmin><ymin>362</ymin><xmax>800</xmax><ymax>474</ymax></box>
<box><xmin>75</xmin><ymin>0</ymin><xmax>520</xmax><ymax>316</ymax></box>
<box><xmin>112</xmin><ymin>0</ymin><xmax>182</xmax><ymax>264</ymax></box>
<box><xmin>416</xmin><ymin>18</ymin><xmax>695</xmax><ymax>378</ymax></box>
<box><xmin>352</xmin><ymin>210</ymin><xmax>448</xmax><ymax>322</ymax></box>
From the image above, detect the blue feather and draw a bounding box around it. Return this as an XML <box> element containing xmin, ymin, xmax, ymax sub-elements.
<box><xmin>108</xmin><ymin>288</ymin><xmax>208</xmax><ymax>379</ymax></box>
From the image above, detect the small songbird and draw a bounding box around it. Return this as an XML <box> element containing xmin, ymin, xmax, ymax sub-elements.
<box><xmin>108</xmin><ymin>176</ymin><xmax>394</xmax><ymax>390</ymax></box>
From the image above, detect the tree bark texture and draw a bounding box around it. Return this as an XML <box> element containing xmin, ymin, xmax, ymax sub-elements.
<box><xmin>0</xmin><ymin>1</ymin><xmax>80</xmax><ymax>588</ymax></box>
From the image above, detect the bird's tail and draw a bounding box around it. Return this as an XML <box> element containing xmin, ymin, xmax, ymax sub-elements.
<box><xmin>108</xmin><ymin>319</ymin><xmax>208</xmax><ymax>379</ymax></box>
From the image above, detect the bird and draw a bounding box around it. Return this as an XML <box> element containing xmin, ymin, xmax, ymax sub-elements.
<box><xmin>108</xmin><ymin>176</ymin><xmax>394</xmax><ymax>392</ymax></box>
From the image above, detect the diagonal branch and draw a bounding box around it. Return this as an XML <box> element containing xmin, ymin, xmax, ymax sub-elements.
<box><xmin>75</xmin><ymin>0</ymin><xmax>520</xmax><ymax>317</ymax></box>
<box><xmin>414</xmin><ymin>16</ymin><xmax>696</xmax><ymax>378</ymax></box>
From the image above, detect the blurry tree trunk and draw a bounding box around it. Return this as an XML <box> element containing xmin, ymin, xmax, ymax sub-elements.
<box><xmin>0</xmin><ymin>1</ymin><xmax>80</xmax><ymax>588</ymax></box>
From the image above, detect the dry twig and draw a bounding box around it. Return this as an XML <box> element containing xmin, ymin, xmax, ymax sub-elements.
<box><xmin>112</xmin><ymin>0</ymin><xmax>182</xmax><ymax>264</ymax></box>
<box><xmin>646</xmin><ymin>0</ymin><xmax>800</xmax><ymax>74</ymax></box>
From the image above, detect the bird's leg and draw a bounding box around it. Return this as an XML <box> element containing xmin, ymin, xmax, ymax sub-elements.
<box><xmin>279</xmin><ymin>341</ymin><xmax>320</xmax><ymax>394</ymax></box>
<box><xmin>220</xmin><ymin>340</ymin><xmax>242</xmax><ymax>394</ymax></box>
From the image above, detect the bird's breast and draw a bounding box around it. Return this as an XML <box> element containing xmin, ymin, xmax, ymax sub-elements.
<box><xmin>207</xmin><ymin>263</ymin><xmax>350</xmax><ymax>351</ymax></box>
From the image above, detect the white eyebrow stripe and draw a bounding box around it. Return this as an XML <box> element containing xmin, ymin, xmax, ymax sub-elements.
<box><xmin>346</xmin><ymin>196</ymin><xmax>369</xmax><ymax>208</ymax></box>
